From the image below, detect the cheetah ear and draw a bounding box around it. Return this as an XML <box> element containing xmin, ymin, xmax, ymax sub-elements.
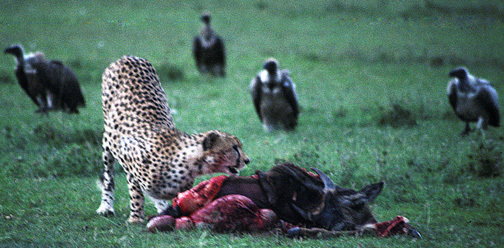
<box><xmin>202</xmin><ymin>132</ymin><xmax>221</xmax><ymax>151</ymax></box>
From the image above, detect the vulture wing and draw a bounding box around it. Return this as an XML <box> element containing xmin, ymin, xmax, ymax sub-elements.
<box><xmin>250</xmin><ymin>75</ymin><xmax>263</xmax><ymax>122</ymax></box>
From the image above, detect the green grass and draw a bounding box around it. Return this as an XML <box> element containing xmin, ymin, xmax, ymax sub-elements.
<box><xmin>1</xmin><ymin>0</ymin><xmax>504</xmax><ymax>247</ymax></box>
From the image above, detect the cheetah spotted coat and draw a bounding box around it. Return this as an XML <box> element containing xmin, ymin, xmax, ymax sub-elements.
<box><xmin>96</xmin><ymin>56</ymin><xmax>249</xmax><ymax>223</ymax></box>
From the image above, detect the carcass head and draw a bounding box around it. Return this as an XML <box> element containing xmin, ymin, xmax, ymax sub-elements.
<box><xmin>257</xmin><ymin>163</ymin><xmax>325</xmax><ymax>224</ymax></box>
<box><xmin>291</xmin><ymin>167</ymin><xmax>384</xmax><ymax>231</ymax></box>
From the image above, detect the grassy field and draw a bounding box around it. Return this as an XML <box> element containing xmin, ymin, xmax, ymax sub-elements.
<box><xmin>1</xmin><ymin>0</ymin><xmax>503</xmax><ymax>247</ymax></box>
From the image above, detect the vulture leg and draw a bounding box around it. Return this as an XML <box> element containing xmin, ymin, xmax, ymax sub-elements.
<box><xmin>461</xmin><ymin>122</ymin><xmax>471</xmax><ymax>136</ymax></box>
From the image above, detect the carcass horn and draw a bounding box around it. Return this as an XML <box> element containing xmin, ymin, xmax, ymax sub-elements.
<box><xmin>289</xmin><ymin>167</ymin><xmax>340</xmax><ymax>227</ymax></box>
<box><xmin>310</xmin><ymin>167</ymin><xmax>335</xmax><ymax>192</ymax></box>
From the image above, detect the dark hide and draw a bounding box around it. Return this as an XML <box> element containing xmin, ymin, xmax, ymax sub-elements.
<box><xmin>213</xmin><ymin>163</ymin><xmax>384</xmax><ymax>230</ymax></box>
<box><xmin>295</xmin><ymin>167</ymin><xmax>383</xmax><ymax>231</ymax></box>
<box><xmin>215</xmin><ymin>163</ymin><xmax>324</xmax><ymax>225</ymax></box>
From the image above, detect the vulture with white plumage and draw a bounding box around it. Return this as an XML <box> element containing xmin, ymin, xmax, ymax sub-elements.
<box><xmin>192</xmin><ymin>13</ymin><xmax>226</xmax><ymax>77</ymax></box>
<box><xmin>250</xmin><ymin>58</ymin><xmax>299</xmax><ymax>132</ymax></box>
<box><xmin>447</xmin><ymin>67</ymin><xmax>500</xmax><ymax>135</ymax></box>
<box><xmin>4</xmin><ymin>44</ymin><xmax>85</xmax><ymax>114</ymax></box>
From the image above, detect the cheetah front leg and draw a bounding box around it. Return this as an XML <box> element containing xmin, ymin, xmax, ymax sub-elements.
<box><xmin>96</xmin><ymin>148</ymin><xmax>116</xmax><ymax>217</ymax></box>
<box><xmin>126</xmin><ymin>173</ymin><xmax>145</xmax><ymax>223</ymax></box>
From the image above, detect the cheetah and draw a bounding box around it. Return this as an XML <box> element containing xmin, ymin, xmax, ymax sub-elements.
<box><xmin>96</xmin><ymin>56</ymin><xmax>249</xmax><ymax>223</ymax></box>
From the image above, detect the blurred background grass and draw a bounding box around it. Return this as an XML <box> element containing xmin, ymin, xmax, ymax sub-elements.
<box><xmin>0</xmin><ymin>0</ymin><xmax>503</xmax><ymax>247</ymax></box>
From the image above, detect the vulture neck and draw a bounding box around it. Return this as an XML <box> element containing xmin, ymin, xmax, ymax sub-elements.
<box><xmin>13</xmin><ymin>53</ymin><xmax>26</xmax><ymax>68</ymax></box>
<box><xmin>458</xmin><ymin>76</ymin><xmax>477</xmax><ymax>93</ymax></box>
<box><xmin>200</xmin><ymin>24</ymin><xmax>214</xmax><ymax>41</ymax></box>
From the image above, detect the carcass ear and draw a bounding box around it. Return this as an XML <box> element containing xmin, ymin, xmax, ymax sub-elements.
<box><xmin>360</xmin><ymin>182</ymin><xmax>384</xmax><ymax>202</ymax></box>
<box><xmin>202</xmin><ymin>132</ymin><xmax>221</xmax><ymax>151</ymax></box>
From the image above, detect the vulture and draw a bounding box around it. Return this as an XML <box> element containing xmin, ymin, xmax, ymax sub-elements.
<box><xmin>447</xmin><ymin>67</ymin><xmax>500</xmax><ymax>135</ymax></box>
<box><xmin>192</xmin><ymin>13</ymin><xmax>226</xmax><ymax>77</ymax></box>
<box><xmin>250</xmin><ymin>58</ymin><xmax>299</xmax><ymax>132</ymax></box>
<box><xmin>4</xmin><ymin>44</ymin><xmax>85</xmax><ymax>114</ymax></box>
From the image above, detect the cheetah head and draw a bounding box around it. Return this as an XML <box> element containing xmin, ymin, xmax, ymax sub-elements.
<box><xmin>201</xmin><ymin>131</ymin><xmax>249</xmax><ymax>176</ymax></box>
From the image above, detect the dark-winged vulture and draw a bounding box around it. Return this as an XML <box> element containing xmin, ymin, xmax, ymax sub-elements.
<box><xmin>192</xmin><ymin>13</ymin><xmax>226</xmax><ymax>77</ymax></box>
<box><xmin>447</xmin><ymin>67</ymin><xmax>500</xmax><ymax>135</ymax></box>
<box><xmin>4</xmin><ymin>44</ymin><xmax>85</xmax><ymax>114</ymax></box>
<box><xmin>250</xmin><ymin>58</ymin><xmax>299</xmax><ymax>132</ymax></box>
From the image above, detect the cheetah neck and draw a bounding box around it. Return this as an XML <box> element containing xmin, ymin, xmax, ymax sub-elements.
<box><xmin>155</xmin><ymin>129</ymin><xmax>207</xmax><ymax>172</ymax></box>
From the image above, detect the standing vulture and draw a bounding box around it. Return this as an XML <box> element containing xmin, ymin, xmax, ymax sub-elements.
<box><xmin>447</xmin><ymin>67</ymin><xmax>500</xmax><ymax>135</ymax></box>
<box><xmin>192</xmin><ymin>13</ymin><xmax>226</xmax><ymax>77</ymax></box>
<box><xmin>250</xmin><ymin>58</ymin><xmax>299</xmax><ymax>132</ymax></box>
<box><xmin>4</xmin><ymin>44</ymin><xmax>85</xmax><ymax>114</ymax></box>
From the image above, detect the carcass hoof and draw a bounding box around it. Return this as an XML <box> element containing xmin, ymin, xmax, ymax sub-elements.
<box><xmin>409</xmin><ymin>228</ymin><xmax>422</xmax><ymax>239</ymax></box>
<box><xmin>286</xmin><ymin>227</ymin><xmax>301</xmax><ymax>238</ymax></box>
<box><xmin>147</xmin><ymin>215</ymin><xmax>176</xmax><ymax>233</ymax></box>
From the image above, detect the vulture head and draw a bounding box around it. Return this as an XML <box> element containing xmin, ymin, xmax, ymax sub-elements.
<box><xmin>201</xmin><ymin>13</ymin><xmax>211</xmax><ymax>25</ymax></box>
<box><xmin>4</xmin><ymin>44</ymin><xmax>25</xmax><ymax>62</ymax></box>
<box><xmin>449</xmin><ymin>67</ymin><xmax>469</xmax><ymax>81</ymax></box>
<box><xmin>263</xmin><ymin>58</ymin><xmax>278</xmax><ymax>75</ymax></box>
